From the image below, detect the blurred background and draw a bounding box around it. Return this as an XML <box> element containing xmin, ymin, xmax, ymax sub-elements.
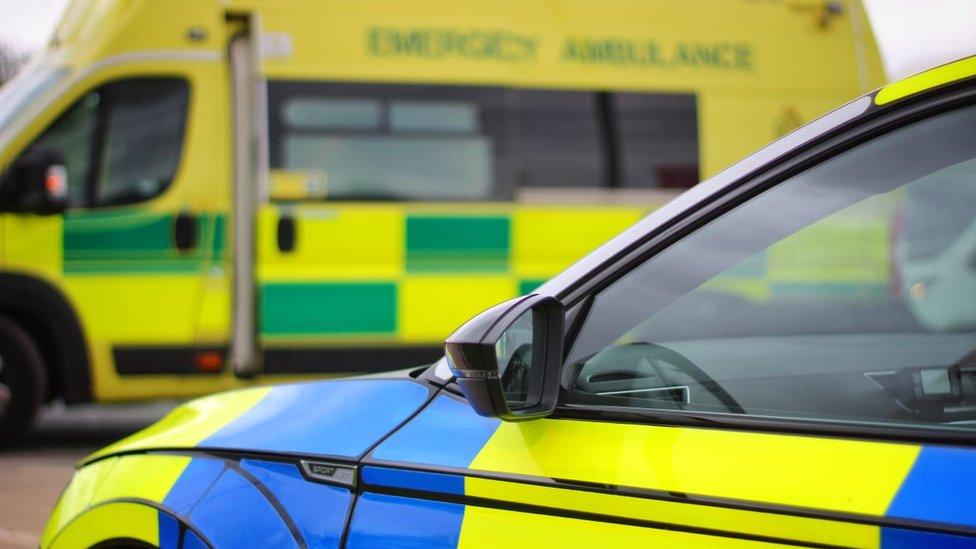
<box><xmin>0</xmin><ymin>0</ymin><xmax>974</xmax><ymax>545</ymax></box>
<box><xmin>4</xmin><ymin>1</ymin><xmax>976</xmax><ymax>83</ymax></box>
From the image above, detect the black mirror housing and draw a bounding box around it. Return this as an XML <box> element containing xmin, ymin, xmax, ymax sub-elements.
<box><xmin>0</xmin><ymin>147</ymin><xmax>69</xmax><ymax>215</ymax></box>
<box><xmin>445</xmin><ymin>294</ymin><xmax>565</xmax><ymax>421</ymax></box>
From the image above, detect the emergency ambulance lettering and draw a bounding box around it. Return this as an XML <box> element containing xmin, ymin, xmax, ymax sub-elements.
<box><xmin>368</xmin><ymin>27</ymin><xmax>539</xmax><ymax>62</ymax></box>
<box><xmin>562</xmin><ymin>37</ymin><xmax>753</xmax><ymax>71</ymax></box>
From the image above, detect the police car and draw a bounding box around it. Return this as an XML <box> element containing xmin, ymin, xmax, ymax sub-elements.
<box><xmin>42</xmin><ymin>56</ymin><xmax>976</xmax><ymax>548</ymax></box>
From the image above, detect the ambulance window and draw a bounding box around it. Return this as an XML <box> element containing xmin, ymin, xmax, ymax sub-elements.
<box><xmin>4</xmin><ymin>77</ymin><xmax>188</xmax><ymax>209</ymax></box>
<box><xmin>267</xmin><ymin>82</ymin><xmax>701</xmax><ymax>200</ymax></box>
<box><xmin>16</xmin><ymin>90</ymin><xmax>99</xmax><ymax>208</ymax></box>
<box><xmin>510</xmin><ymin>90</ymin><xmax>698</xmax><ymax>190</ymax></box>
<box><xmin>269</xmin><ymin>82</ymin><xmax>502</xmax><ymax>201</ymax></box>
<box><xmin>95</xmin><ymin>79</ymin><xmax>189</xmax><ymax>207</ymax></box>
<box><xmin>615</xmin><ymin>93</ymin><xmax>699</xmax><ymax>189</ymax></box>
<box><xmin>510</xmin><ymin>90</ymin><xmax>603</xmax><ymax>188</ymax></box>
<box><xmin>389</xmin><ymin>101</ymin><xmax>479</xmax><ymax>132</ymax></box>
<box><xmin>285</xmin><ymin>97</ymin><xmax>381</xmax><ymax>130</ymax></box>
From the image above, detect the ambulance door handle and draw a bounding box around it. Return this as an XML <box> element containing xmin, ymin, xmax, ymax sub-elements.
<box><xmin>277</xmin><ymin>213</ymin><xmax>296</xmax><ymax>253</ymax></box>
<box><xmin>174</xmin><ymin>212</ymin><xmax>198</xmax><ymax>251</ymax></box>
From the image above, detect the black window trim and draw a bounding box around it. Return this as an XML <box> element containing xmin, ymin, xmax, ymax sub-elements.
<box><xmin>549</xmin><ymin>78</ymin><xmax>976</xmax><ymax>446</ymax></box>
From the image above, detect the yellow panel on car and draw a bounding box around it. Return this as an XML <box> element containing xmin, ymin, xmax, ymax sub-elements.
<box><xmin>876</xmin><ymin>56</ymin><xmax>976</xmax><ymax>105</ymax></box>
<box><xmin>48</xmin><ymin>501</ymin><xmax>159</xmax><ymax>548</ymax></box>
<box><xmin>464</xmin><ymin>475</ymin><xmax>878</xmax><ymax>548</ymax></box>
<box><xmin>470</xmin><ymin>419</ymin><xmax>919</xmax><ymax>516</ymax></box>
<box><xmin>41</xmin><ymin>457</ymin><xmax>118</xmax><ymax>547</ymax></box>
<box><xmin>458</xmin><ymin>503</ymin><xmax>791</xmax><ymax>548</ymax></box>
<box><xmin>87</xmin><ymin>386</ymin><xmax>271</xmax><ymax>462</ymax></box>
<box><xmin>91</xmin><ymin>454</ymin><xmax>192</xmax><ymax>505</ymax></box>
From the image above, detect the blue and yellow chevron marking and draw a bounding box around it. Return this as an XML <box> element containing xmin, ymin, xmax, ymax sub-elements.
<box><xmin>43</xmin><ymin>454</ymin><xmax>200</xmax><ymax>548</ymax></box>
<box><xmin>366</xmin><ymin>395</ymin><xmax>976</xmax><ymax>548</ymax></box>
<box><xmin>47</xmin><ymin>386</ymin><xmax>976</xmax><ymax>547</ymax></box>
<box><xmin>46</xmin><ymin>379</ymin><xmax>433</xmax><ymax>547</ymax></box>
<box><xmin>198</xmin><ymin>379</ymin><xmax>429</xmax><ymax>457</ymax></box>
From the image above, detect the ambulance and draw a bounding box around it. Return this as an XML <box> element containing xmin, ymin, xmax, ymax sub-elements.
<box><xmin>0</xmin><ymin>0</ymin><xmax>885</xmax><ymax>436</ymax></box>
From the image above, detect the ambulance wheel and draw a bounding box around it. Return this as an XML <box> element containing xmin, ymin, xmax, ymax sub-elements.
<box><xmin>0</xmin><ymin>315</ymin><xmax>46</xmax><ymax>442</ymax></box>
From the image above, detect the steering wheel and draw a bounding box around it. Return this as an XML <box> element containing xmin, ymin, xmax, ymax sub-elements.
<box><xmin>500</xmin><ymin>343</ymin><xmax>532</xmax><ymax>400</ymax></box>
<box><xmin>571</xmin><ymin>342</ymin><xmax>744</xmax><ymax>414</ymax></box>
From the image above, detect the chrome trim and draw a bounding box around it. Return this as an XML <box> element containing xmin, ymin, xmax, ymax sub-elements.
<box><xmin>596</xmin><ymin>385</ymin><xmax>690</xmax><ymax>404</ymax></box>
<box><xmin>454</xmin><ymin>370</ymin><xmax>500</xmax><ymax>380</ymax></box>
<box><xmin>229</xmin><ymin>34</ymin><xmax>259</xmax><ymax>377</ymax></box>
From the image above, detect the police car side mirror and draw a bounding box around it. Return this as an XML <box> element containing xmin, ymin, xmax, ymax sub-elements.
<box><xmin>0</xmin><ymin>147</ymin><xmax>69</xmax><ymax>215</ymax></box>
<box><xmin>445</xmin><ymin>294</ymin><xmax>564</xmax><ymax>421</ymax></box>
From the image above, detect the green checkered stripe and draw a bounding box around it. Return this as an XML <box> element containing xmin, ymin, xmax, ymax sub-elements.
<box><xmin>62</xmin><ymin>211</ymin><xmax>225</xmax><ymax>274</ymax></box>
<box><xmin>261</xmin><ymin>214</ymin><xmax>547</xmax><ymax>336</ymax></box>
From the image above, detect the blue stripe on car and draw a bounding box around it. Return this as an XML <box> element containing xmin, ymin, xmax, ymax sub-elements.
<box><xmin>182</xmin><ymin>529</ymin><xmax>209</xmax><ymax>549</ymax></box>
<box><xmin>240</xmin><ymin>459</ymin><xmax>352</xmax><ymax>547</ymax></box>
<box><xmin>187</xmin><ymin>468</ymin><xmax>298</xmax><ymax>548</ymax></box>
<box><xmin>201</xmin><ymin>380</ymin><xmax>430</xmax><ymax>458</ymax></box>
<box><xmin>346</xmin><ymin>492</ymin><xmax>464</xmax><ymax>548</ymax></box>
<box><xmin>887</xmin><ymin>446</ymin><xmax>976</xmax><ymax>528</ymax></box>
<box><xmin>881</xmin><ymin>527</ymin><xmax>976</xmax><ymax>548</ymax></box>
<box><xmin>369</xmin><ymin>395</ymin><xmax>500</xmax><ymax>468</ymax></box>
<box><xmin>163</xmin><ymin>457</ymin><xmax>225</xmax><ymax>516</ymax></box>
<box><xmin>157</xmin><ymin>511</ymin><xmax>181</xmax><ymax>549</ymax></box>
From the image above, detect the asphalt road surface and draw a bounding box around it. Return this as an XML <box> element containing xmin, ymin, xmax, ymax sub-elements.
<box><xmin>0</xmin><ymin>402</ymin><xmax>175</xmax><ymax>547</ymax></box>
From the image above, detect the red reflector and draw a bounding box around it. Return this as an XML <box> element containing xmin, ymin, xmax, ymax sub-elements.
<box><xmin>195</xmin><ymin>351</ymin><xmax>224</xmax><ymax>372</ymax></box>
<box><xmin>44</xmin><ymin>173</ymin><xmax>61</xmax><ymax>192</ymax></box>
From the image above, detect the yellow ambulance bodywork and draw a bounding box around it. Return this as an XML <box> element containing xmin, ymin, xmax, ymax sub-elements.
<box><xmin>0</xmin><ymin>0</ymin><xmax>886</xmax><ymax>407</ymax></box>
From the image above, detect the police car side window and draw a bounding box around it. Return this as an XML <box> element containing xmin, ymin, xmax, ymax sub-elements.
<box><xmin>563</xmin><ymin>103</ymin><xmax>976</xmax><ymax>435</ymax></box>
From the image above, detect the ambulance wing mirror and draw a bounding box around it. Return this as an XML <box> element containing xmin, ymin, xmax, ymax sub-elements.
<box><xmin>445</xmin><ymin>294</ymin><xmax>565</xmax><ymax>421</ymax></box>
<box><xmin>268</xmin><ymin>170</ymin><xmax>327</xmax><ymax>202</ymax></box>
<box><xmin>1</xmin><ymin>147</ymin><xmax>69</xmax><ymax>215</ymax></box>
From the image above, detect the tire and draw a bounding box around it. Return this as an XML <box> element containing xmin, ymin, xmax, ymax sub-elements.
<box><xmin>0</xmin><ymin>314</ymin><xmax>47</xmax><ymax>442</ymax></box>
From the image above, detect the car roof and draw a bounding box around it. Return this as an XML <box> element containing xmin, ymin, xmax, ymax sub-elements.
<box><xmin>537</xmin><ymin>55</ymin><xmax>976</xmax><ymax>300</ymax></box>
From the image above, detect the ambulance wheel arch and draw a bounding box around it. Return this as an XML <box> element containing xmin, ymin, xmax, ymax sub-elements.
<box><xmin>0</xmin><ymin>312</ymin><xmax>46</xmax><ymax>439</ymax></box>
<box><xmin>0</xmin><ymin>272</ymin><xmax>91</xmax><ymax>429</ymax></box>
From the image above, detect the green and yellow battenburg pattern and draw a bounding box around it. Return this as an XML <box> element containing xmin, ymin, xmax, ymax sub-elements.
<box><xmin>256</xmin><ymin>204</ymin><xmax>648</xmax><ymax>343</ymax></box>
<box><xmin>55</xmin><ymin>201</ymin><xmax>899</xmax><ymax>345</ymax></box>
